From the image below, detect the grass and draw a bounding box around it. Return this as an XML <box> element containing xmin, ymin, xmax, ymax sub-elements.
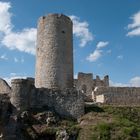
<box><xmin>77</xmin><ymin>105</ymin><xmax>140</xmax><ymax>140</ymax></box>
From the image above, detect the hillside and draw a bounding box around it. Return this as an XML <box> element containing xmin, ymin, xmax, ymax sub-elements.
<box><xmin>1</xmin><ymin>102</ymin><xmax>140</xmax><ymax>140</ymax></box>
<box><xmin>78</xmin><ymin>104</ymin><xmax>140</xmax><ymax>140</ymax></box>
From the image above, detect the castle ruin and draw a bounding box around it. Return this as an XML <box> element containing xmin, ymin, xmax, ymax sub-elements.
<box><xmin>1</xmin><ymin>13</ymin><xmax>140</xmax><ymax>139</ymax></box>
<box><xmin>74</xmin><ymin>73</ymin><xmax>109</xmax><ymax>101</ymax></box>
<box><xmin>35</xmin><ymin>14</ymin><xmax>73</xmax><ymax>89</ymax></box>
<box><xmin>10</xmin><ymin>14</ymin><xmax>84</xmax><ymax>119</ymax></box>
<box><xmin>0</xmin><ymin>13</ymin><xmax>140</xmax><ymax>122</ymax></box>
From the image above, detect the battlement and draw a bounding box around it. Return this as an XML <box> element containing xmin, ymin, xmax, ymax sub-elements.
<box><xmin>40</xmin><ymin>13</ymin><xmax>72</xmax><ymax>21</ymax></box>
<box><xmin>75</xmin><ymin>72</ymin><xmax>109</xmax><ymax>101</ymax></box>
<box><xmin>78</xmin><ymin>72</ymin><xmax>93</xmax><ymax>80</ymax></box>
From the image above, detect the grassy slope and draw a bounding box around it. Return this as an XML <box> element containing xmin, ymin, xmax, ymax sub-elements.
<box><xmin>77</xmin><ymin>105</ymin><xmax>140</xmax><ymax>140</ymax></box>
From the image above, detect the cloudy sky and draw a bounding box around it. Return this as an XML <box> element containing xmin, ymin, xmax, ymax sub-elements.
<box><xmin>0</xmin><ymin>0</ymin><xmax>140</xmax><ymax>87</ymax></box>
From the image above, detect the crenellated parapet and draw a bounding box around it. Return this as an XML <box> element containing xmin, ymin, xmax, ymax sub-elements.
<box><xmin>74</xmin><ymin>72</ymin><xmax>109</xmax><ymax>101</ymax></box>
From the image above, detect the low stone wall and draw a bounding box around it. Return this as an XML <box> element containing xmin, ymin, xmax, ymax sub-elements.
<box><xmin>95</xmin><ymin>87</ymin><xmax>140</xmax><ymax>106</ymax></box>
<box><xmin>11</xmin><ymin>79</ymin><xmax>84</xmax><ymax>119</ymax></box>
<box><xmin>31</xmin><ymin>88</ymin><xmax>84</xmax><ymax>119</ymax></box>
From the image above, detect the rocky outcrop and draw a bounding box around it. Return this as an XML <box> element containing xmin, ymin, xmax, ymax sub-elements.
<box><xmin>0</xmin><ymin>78</ymin><xmax>11</xmax><ymax>94</ymax></box>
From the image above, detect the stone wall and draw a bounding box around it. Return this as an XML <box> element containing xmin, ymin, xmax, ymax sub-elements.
<box><xmin>93</xmin><ymin>75</ymin><xmax>109</xmax><ymax>87</ymax></box>
<box><xmin>75</xmin><ymin>72</ymin><xmax>109</xmax><ymax>101</ymax></box>
<box><xmin>10</xmin><ymin>78</ymin><xmax>35</xmax><ymax>111</ymax></box>
<box><xmin>0</xmin><ymin>78</ymin><xmax>11</xmax><ymax>94</ymax></box>
<box><xmin>35</xmin><ymin>14</ymin><xmax>73</xmax><ymax>89</ymax></box>
<box><xmin>11</xmin><ymin>78</ymin><xmax>84</xmax><ymax>119</ymax></box>
<box><xmin>31</xmin><ymin>88</ymin><xmax>84</xmax><ymax>119</ymax></box>
<box><xmin>95</xmin><ymin>87</ymin><xmax>140</xmax><ymax>106</ymax></box>
<box><xmin>75</xmin><ymin>73</ymin><xmax>93</xmax><ymax>100</ymax></box>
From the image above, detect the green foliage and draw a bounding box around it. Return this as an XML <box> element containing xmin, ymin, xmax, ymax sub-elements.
<box><xmin>67</xmin><ymin>125</ymin><xmax>80</xmax><ymax>135</ymax></box>
<box><xmin>43</xmin><ymin>127</ymin><xmax>57</xmax><ymax>135</ymax></box>
<box><xmin>59</xmin><ymin>119</ymin><xmax>77</xmax><ymax>127</ymax></box>
<box><xmin>103</xmin><ymin>106</ymin><xmax>140</xmax><ymax>125</ymax></box>
<box><xmin>78</xmin><ymin>105</ymin><xmax>140</xmax><ymax>140</ymax></box>
<box><xmin>94</xmin><ymin>123</ymin><xmax>111</xmax><ymax>140</ymax></box>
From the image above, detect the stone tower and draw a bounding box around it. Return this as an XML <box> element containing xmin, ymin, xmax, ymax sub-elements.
<box><xmin>35</xmin><ymin>14</ymin><xmax>73</xmax><ymax>89</ymax></box>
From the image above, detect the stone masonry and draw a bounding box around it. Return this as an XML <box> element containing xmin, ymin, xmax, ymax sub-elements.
<box><xmin>94</xmin><ymin>87</ymin><xmax>140</xmax><ymax>106</ymax></box>
<box><xmin>0</xmin><ymin>78</ymin><xmax>11</xmax><ymax>94</ymax></box>
<box><xmin>10</xmin><ymin>78</ymin><xmax>84</xmax><ymax>119</ymax></box>
<box><xmin>35</xmin><ymin>14</ymin><xmax>73</xmax><ymax>90</ymax></box>
<box><xmin>74</xmin><ymin>72</ymin><xmax>109</xmax><ymax>101</ymax></box>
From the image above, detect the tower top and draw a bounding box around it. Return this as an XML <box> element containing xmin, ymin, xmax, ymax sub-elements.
<box><xmin>38</xmin><ymin>13</ymin><xmax>72</xmax><ymax>23</ymax></box>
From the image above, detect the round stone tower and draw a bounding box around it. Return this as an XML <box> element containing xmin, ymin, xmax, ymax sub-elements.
<box><xmin>35</xmin><ymin>14</ymin><xmax>73</xmax><ymax>89</ymax></box>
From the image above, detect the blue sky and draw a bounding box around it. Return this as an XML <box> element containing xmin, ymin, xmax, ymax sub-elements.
<box><xmin>0</xmin><ymin>0</ymin><xmax>140</xmax><ymax>87</ymax></box>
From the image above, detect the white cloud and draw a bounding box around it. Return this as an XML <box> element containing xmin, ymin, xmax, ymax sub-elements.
<box><xmin>127</xmin><ymin>27</ymin><xmax>140</xmax><ymax>36</ymax></box>
<box><xmin>21</xmin><ymin>57</ymin><xmax>24</xmax><ymax>63</ymax></box>
<box><xmin>0</xmin><ymin>2</ymin><xmax>12</xmax><ymax>34</ymax></box>
<box><xmin>14</xmin><ymin>57</ymin><xmax>18</xmax><ymax>63</ymax></box>
<box><xmin>0</xmin><ymin>54</ymin><xmax>8</xmax><ymax>60</ymax></box>
<box><xmin>107</xmin><ymin>50</ymin><xmax>112</xmax><ymax>54</ymax></box>
<box><xmin>0</xmin><ymin>1</ymin><xmax>36</xmax><ymax>55</ymax></box>
<box><xmin>74</xmin><ymin>74</ymin><xmax>78</xmax><ymax>79</ymax></box>
<box><xmin>96</xmin><ymin>41</ymin><xmax>109</xmax><ymax>49</ymax></box>
<box><xmin>130</xmin><ymin>76</ymin><xmax>140</xmax><ymax>87</ymax></box>
<box><xmin>110</xmin><ymin>76</ymin><xmax>140</xmax><ymax>87</ymax></box>
<box><xmin>128</xmin><ymin>11</ymin><xmax>140</xmax><ymax>29</ymax></box>
<box><xmin>110</xmin><ymin>80</ymin><xmax>129</xmax><ymax>87</ymax></box>
<box><xmin>0</xmin><ymin>2</ymin><xmax>93</xmax><ymax>53</ymax></box>
<box><xmin>14</xmin><ymin>57</ymin><xmax>25</xmax><ymax>63</ymax></box>
<box><xmin>127</xmin><ymin>11</ymin><xmax>140</xmax><ymax>36</ymax></box>
<box><xmin>117</xmin><ymin>55</ymin><xmax>123</xmax><ymax>60</ymax></box>
<box><xmin>86</xmin><ymin>41</ymin><xmax>109</xmax><ymax>62</ymax></box>
<box><xmin>70</xmin><ymin>15</ymin><xmax>93</xmax><ymax>47</ymax></box>
<box><xmin>2</xmin><ymin>28</ymin><xmax>36</xmax><ymax>55</ymax></box>
<box><xmin>10</xmin><ymin>73</ymin><xmax>17</xmax><ymax>76</ymax></box>
<box><xmin>87</xmin><ymin>49</ymin><xmax>102</xmax><ymax>62</ymax></box>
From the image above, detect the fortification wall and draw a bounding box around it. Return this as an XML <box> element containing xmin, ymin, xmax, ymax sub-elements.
<box><xmin>11</xmin><ymin>78</ymin><xmax>84</xmax><ymax>119</ymax></box>
<box><xmin>35</xmin><ymin>14</ymin><xmax>73</xmax><ymax>89</ymax></box>
<box><xmin>75</xmin><ymin>73</ymin><xmax>109</xmax><ymax>101</ymax></box>
<box><xmin>0</xmin><ymin>78</ymin><xmax>11</xmax><ymax>94</ymax></box>
<box><xmin>76</xmin><ymin>73</ymin><xmax>93</xmax><ymax>100</ymax></box>
<box><xmin>93</xmin><ymin>75</ymin><xmax>109</xmax><ymax>87</ymax></box>
<box><xmin>95</xmin><ymin>87</ymin><xmax>140</xmax><ymax>106</ymax></box>
<box><xmin>31</xmin><ymin>88</ymin><xmax>84</xmax><ymax>119</ymax></box>
<box><xmin>10</xmin><ymin>78</ymin><xmax>35</xmax><ymax>111</ymax></box>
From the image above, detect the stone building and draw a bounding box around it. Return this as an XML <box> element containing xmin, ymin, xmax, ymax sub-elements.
<box><xmin>10</xmin><ymin>14</ymin><xmax>84</xmax><ymax>119</ymax></box>
<box><xmin>10</xmin><ymin>78</ymin><xmax>84</xmax><ymax>119</ymax></box>
<box><xmin>1</xmin><ymin>13</ymin><xmax>140</xmax><ymax>123</ymax></box>
<box><xmin>1</xmin><ymin>13</ymin><xmax>140</xmax><ymax>139</ymax></box>
<box><xmin>74</xmin><ymin>72</ymin><xmax>109</xmax><ymax>101</ymax></box>
<box><xmin>35</xmin><ymin>14</ymin><xmax>73</xmax><ymax>90</ymax></box>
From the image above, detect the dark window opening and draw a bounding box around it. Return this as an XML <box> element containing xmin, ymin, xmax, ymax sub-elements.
<box><xmin>62</xmin><ymin>30</ymin><xmax>65</xmax><ymax>34</ymax></box>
